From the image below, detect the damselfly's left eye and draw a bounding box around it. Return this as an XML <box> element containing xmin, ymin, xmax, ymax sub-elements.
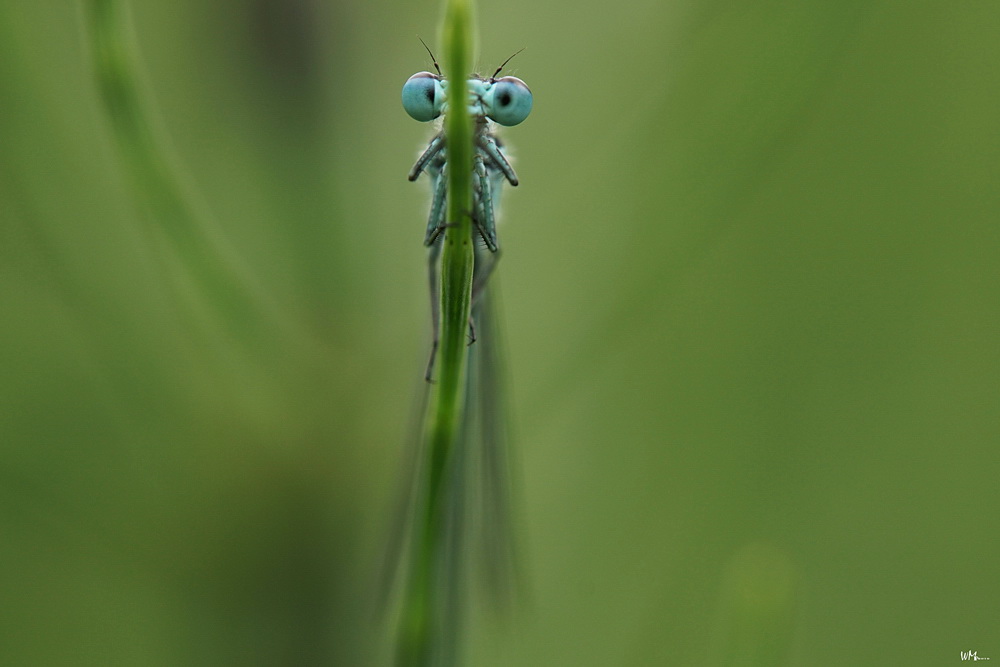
<box><xmin>486</xmin><ymin>76</ymin><xmax>532</xmax><ymax>126</ymax></box>
<box><xmin>402</xmin><ymin>72</ymin><xmax>444</xmax><ymax>122</ymax></box>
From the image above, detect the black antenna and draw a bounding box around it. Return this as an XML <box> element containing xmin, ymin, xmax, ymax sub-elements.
<box><xmin>418</xmin><ymin>37</ymin><xmax>442</xmax><ymax>76</ymax></box>
<box><xmin>491</xmin><ymin>47</ymin><xmax>526</xmax><ymax>80</ymax></box>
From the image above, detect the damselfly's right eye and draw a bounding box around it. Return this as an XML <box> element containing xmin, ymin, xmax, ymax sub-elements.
<box><xmin>485</xmin><ymin>76</ymin><xmax>532</xmax><ymax>126</ymax></box>
<box><xmin>402</xmin><ymin>72</ymin><xmax>444</xmax><ymax>122</ymax></box>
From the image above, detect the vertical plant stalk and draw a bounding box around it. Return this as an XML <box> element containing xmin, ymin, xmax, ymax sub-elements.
<box><xmin>432</xmin><ymin>0</ymin><xmax>476</xmax><ymax>502</ymax></box>
<box><xmin>396</xmin><ymin>0</ymin><xmax>475</xmax><ymax>664</ymax></box>
<box><xmin>86</xmin><ymin>0</ymin><xmax>276</xmax><ymax>342</ymax></box>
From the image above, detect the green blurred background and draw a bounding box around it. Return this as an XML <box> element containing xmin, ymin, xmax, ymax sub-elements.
<box><xmin>2</xmin><ymin>1</ymin><xmax>998</xmax><ymax>665</ymax></box>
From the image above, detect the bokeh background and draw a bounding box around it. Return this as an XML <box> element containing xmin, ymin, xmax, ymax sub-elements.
<box><xmin>2</xmin><ymin>1</ymin><xmax>998</xmax><ymax>665</ymax></box>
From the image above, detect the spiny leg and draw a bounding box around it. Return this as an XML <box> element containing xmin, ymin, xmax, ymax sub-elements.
<box><xmin>424</xmin><ymin>234</ymin><xmax>444</xmax><ymax>382</ymax></box>
<box><xmin>472</xmin><ymin>153</ymin><xmax>498</xmax><ymax>252</ymax></box>
<box><xmin>478</xmin><ymin>135</ymin><xmax>518</xmax><ymax>186</ymax></box>
<box><xmin>423</xmin><ymin>167</ymin><xmax>448</xmax><ymax>246</ymax></box>
<box><xmin>408</xmin><ymin>134</ymin><xmax>445</xmax><ymax>182</ymax></box>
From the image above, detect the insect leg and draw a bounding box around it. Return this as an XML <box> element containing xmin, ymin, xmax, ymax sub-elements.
<box><xmin>408</xmin><ymin>134</ymin><xmax>445</xmax><ymax>182</ymax></box>
<box><xmin>472</xmin><ymin>152</ymin><xmax>499</xmax><ymax>252</ymax></box>
<box><xmin>478</xmin><ymin>135</ymin><xmax>518</xmax><ymax>186</ymax></box>
<box><xmin>424</xmin><ymin>167</ymin><xmax>448</xmax><ymax>246</ymax></box>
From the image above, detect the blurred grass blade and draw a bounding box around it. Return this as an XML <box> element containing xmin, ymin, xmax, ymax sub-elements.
<box><xmin>710</xmin><ymin>543</ymin><xmax>798</xmax><ymax>667</ymax></box>
<box><xmin>85</xmin><ymin>0</ymin><xmax>284</xmax><ymax>344</ymax></box>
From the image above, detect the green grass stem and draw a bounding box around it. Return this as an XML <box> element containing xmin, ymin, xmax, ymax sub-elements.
<box><xmin>395</xmin><ymin>0</ymin><xmax>477</xmax><ymax>664</ymax></box>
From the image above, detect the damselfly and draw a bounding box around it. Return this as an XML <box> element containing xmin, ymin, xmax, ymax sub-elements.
<box><xmin>402</xmin><ymin>47</ymin><xmax>532</xmax><ymax>378</ymax></box>
<box><xmin>389</xmin><ymin>47</ymin><xmax>532</xmax><ymax>665</ymax></box>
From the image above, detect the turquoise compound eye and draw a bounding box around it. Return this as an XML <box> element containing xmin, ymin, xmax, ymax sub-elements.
<box><xmin>402</xmin><ymin>72</ymin><xmax>443</xmax><ymax>122</ymax></box>
<box><xmin>486</xmin><ymin>76</ymin><xmax>532</xmax><ymax>126</ymax></box>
